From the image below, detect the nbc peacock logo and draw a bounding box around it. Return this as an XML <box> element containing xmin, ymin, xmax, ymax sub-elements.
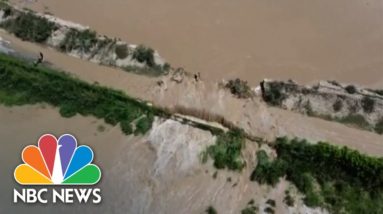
<box><xmin>14</xmin><ymin>134</ymin><xmax>101</xmax><ymax>185</ymax></box>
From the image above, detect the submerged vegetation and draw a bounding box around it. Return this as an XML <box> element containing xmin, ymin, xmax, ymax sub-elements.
<box><xmin>202</xmin><ymin>129</ymin><xmax>246</xmax><ymax>171</ymax></box>
<box><xmin>251</xmin><ymin>137</ymin><xmax>383</xmax><ymax>213</ymax></box>
<box><xmin>0</xmin><ymin>54</ymin><xmax>165</xmax><ymax>135</ymax></box>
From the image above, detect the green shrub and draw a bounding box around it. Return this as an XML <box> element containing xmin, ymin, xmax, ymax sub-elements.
<box><xmin>2</xmin><ymin>12</ymin><xmax>56</xmax><ymax>43</ymax></box>
<box><xmin>120</xmin><ymin>120</ymin><xmax>133</xmax><ymax>135</ymax></box>
<box><xmin>241</xmin><ymin>206</ymin><xmax>257</xmax><ymax>214</ymax></box>
<box><xmin>284</xmin><ymin>191</ymin><xmax>294</xmax><ymax>207</ymax></box>
<box><xmin>266</xmin><ymin>199</ymin><xmax>276</xmax><ymax>207</ymax></box>
<box><xmin>59</xmin><ymin>29</ymin><xmax>97</xmax><ymax>53</ymax></box>
<box><xmin>0</xmin><ymin>53</ymin><xmax>163</xmax><ymax>135</ymax></box>
<box><xmin>251</xmin><ymin>137</ymin><xmax>383</xmax><ymax>213</ymax></box>
<box><xmin>204</xmin><ymin>129</ymin><xmax>245</xmax><ymax>170</ymax></box>
<box><xmin>345</xmin><ymin>85</ymin><xmax>357</xmax><ymax>94</ymax></box>
<box><xmin>361</xmin><ymin>96</ymin><xmax>375</xmax><ymax>113</ymax></box>
<box><xmin>132</xmin><ymin>45</ymin><xmax>155</xmax><ymax>67</ymax></box>
<box><xmin>2</xmin><ymin>6</ymin><xmax>13</xmax><ymax>18</ymax></box>
<box><xmin>304</xmin><ymin>191</ymin><xmax>322</xmax><ymax>207</ymax></box>
<box><xmin>134</xmin><ymin>115</ymin><xmax>154</xmax><ymax>135</ymax></box>
<box><xmin>205</xmin><ymin>206</ymin><xmax>217</xmax><ymax>214</ymax></box>
<box><xmin>374</xmin><ymin>118</ymin><xmax>383</xmax><ymax>134</ymax></box>
<box><xmin>59</xmin><ymin>104</ymin><xmax>77</xmax><ymax>118</ymax></box>
<box><xmin>250</xmin><ymin>150</ymin><xmax>287</xmax><ymax>186</ymax></box>
<box><xmin>225</xmin><ymin>78</ymin><xmax>252</xmax><ymax>98</ymax></box>
<box><xmin>264</xmin><ymin>207</ymin><xmax>274</xmax><ymax>214</ymax></box>
<box><xmin>162</xmin><ymin>63</ymin><xmax>171</xmax><ymax>71</ymax></box>
<box><xmin>123</xmin><ymin>65</ymin><xmax>166</xmax><ymax>76</ymax></box>
<box><xmin>262</xmin><ymin>82</ymin><xmax>287</xmax><ymax>106</ymax></box>
<box><xmin>335</xmin><ymin>114</ymin><xmax>370</xmax><ymax>130</ymax></box>
<box><xmin>332</xmin><ymin>99</ymin><xmax>343</xmax><ymax>112</ymax></box>
<box><xmin>115</xmin><ymin>44</ymin><xmax>128</xmax><ymax>59</ymax></box>
<box><xmin>370</xmin><ymin>89</ymin><xmax>383</xmax><ymax>96</ymax></box>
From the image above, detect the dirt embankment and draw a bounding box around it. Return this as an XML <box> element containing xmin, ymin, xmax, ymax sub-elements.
<box><xmin>262</xmin><ymin>80</ymin><xmax>383</xmax><ymax>133</ymax></box>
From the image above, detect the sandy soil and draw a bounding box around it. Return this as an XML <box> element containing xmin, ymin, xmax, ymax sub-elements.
<box><xmin>10</xmin><ymin>0</ymin><xmax>383</xmax><ymax>86</ymax></box>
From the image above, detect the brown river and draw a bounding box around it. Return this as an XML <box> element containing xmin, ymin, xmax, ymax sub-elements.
<box><xmin>11</xmin><ymin>0</ymin><xmax>383</xmax><ymax>86</ymax></box>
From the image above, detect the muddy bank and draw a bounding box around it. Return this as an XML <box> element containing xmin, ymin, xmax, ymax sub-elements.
<box><xmin>11</xmin><ymin>0</ymin><xmax>383</xmax><ymax>86</ymax></box>
<box><xmin>262</xmin><ymin>80</ymin><xmax>383</xmax><ymax>133</ymax></box>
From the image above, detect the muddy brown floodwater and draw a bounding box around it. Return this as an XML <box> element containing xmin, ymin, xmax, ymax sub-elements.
<box><xmin>11</xmin><ymin>0</ymin><xmax>383</xmax><ymax>86</ymax></box>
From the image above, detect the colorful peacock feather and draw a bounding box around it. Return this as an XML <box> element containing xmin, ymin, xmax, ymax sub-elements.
<box><xmin>14</xmin><ymin>134</ymin><xmax>101</xmax><ymax>185</ymax></box>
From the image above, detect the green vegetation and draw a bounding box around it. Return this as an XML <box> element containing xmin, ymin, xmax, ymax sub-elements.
<box><xmin>115</xmin><ymin>44</ymin><xmax>128</xmax><ymax>59</ymax></box>
<box><xmin>332</xmin><ymin>99</ymin><xmax>343</xmax><ymax>112</ymax></box>
<box><xmin>334</xmin><ymin>114</ymin><xmax>371</xmax><ymax>130</ymax></box>
<box><xmin>205</xmin><ymin>206</ymin><xmax>217</xmax><ymax>214</ymax></box>
<box><xmin>0</xmin><ymin>54</ymin><xmax>167</xmax><ymax>135</ymax></box>
<box><xmin>59</xmin><ymin>29</ymin><xmax>98</xmax><ymax>53</ymax></box>
<box><xmin>134</xmin><ymin>114</ymin><xmax>154</xmax><ymax>135</ymax></box>
<box><xmin>264</xmin><ymin>207</ymin><xmax>274</xmax><ymax>214</ymax></box>
<box><xmin>304</xmin><ymin>101</ymin><xmax>315</xmax><ymax>116</ymax></box>
<box><xmin>125</xmin><ymin>45</ymin><xmax>171</xmax><ymax>75</ymax></box>
<box><xmin>251</xmin><ymin>137</ymin><xmax>383</xmax><ymax>213</ymax></box>
<box><xmin>262</xmin><ymin>82</ymin><xmax>287</xmax><ymax>106</ymax></box>
<box><xmin>374</xmin><ymin>118</ymin><xmax>383</xmax><ymax>134</ymax></box>
<box><xmin>241</xmin><ymin>206</ymin><xmax>257</xmax><ymax>214</ymax></box>
<box><xmin>370</xmin><ymin>89</ymin><xmax>383</xmax><ymax>96</ymax></box>
<box><xmin>1</xmin><ymin>12</ymin><xmax>56</xmax><ymax>43</ymax></box>
<box><xmin>225</xmin><ymin>78</ymin><xmax>252</xmax><ymax>98</ymax></box>
<box><xmin>248</xmin><ymin>199</ymin><xmax>255</xmax><ymax>205</ymax></box>
<box><xmin>123</xmin><ymin>64</ymin><xmax>169</xmax><ymax>76</ymax></box>
<box><xmin>361</xmin><ymin>96</ymin><xmax>375</xmax><ymax>113</ymax></box>
<box><xmin>345</xmin><ymin>85</ymin><xmax>357</xmax><ymax>94</ymax></box>
<box><xmin>212</xmin><ymin>171</ymin><xmax>218</xmax><ymax>179</ymax></box>
<box><xmin>0</xmin><ymin>2</ymin><xmax>13</xmax><ymax>18</ymax></box>
<box><xmin>250</xmin><ymin>150</ymin><xmax>286</xmax><ymax>186</ymax></box>
<box><xmin>265</xmin><ymin>199</ymin><xmax>276</xmax><ymax>207</ymax></box>
<box><xmin>132</xmin><ymin>45</ymin><xmax>155</xmax><ymax>67</ymax></box>
<box><xmin>120</xmin><ymin>120</ymin><xmax>133</xmax><ymax>135</ymax></box>
<box><xmin>202</xmin><ymin>129</ymin><xmax>245</xmax><ymax>171</ymax></box>
<box><xmin>242</xmin><ymin>199</ymin><xmax>257</xmax><ymax>213</ymax></box>
<box><xmin>283</xmin><ymin>190</ymin><xmax>294</xmax><ymax>207</ymax></box>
